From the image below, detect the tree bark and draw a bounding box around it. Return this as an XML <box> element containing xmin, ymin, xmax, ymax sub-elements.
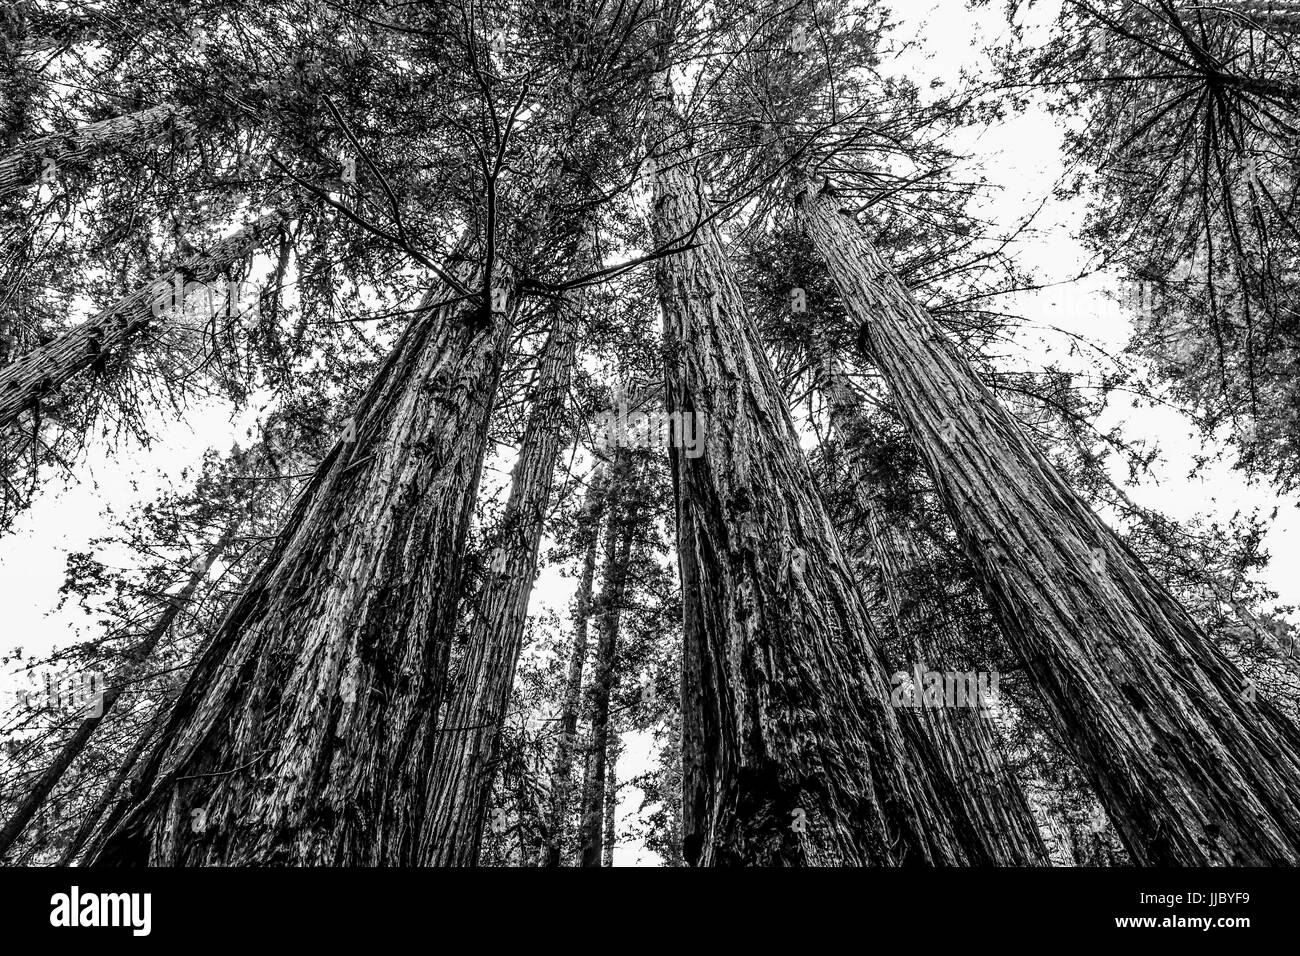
<box><xmin>422</xmin><ymin>298</ymin><xmax>578</xmax><ymax>865</ymax></box>
<box><xmin>803</xmin><ymin>190</ymin><xmax>1300</xmax><ymax>864</ymax></box>
<box><xmin>0</xmin><ymin>104</ymin><xmax>189</xmax><ymax>197</ymax></box>
<box><xmin>651</xmin><ymin>155</ymin><xmax>970</xmax><ymax>866</ymax></box>
<box><xmin>578</xmin><ymin>451</ymin><xmax>636</xmax><ymax>868</ymax></box>
<box><xmin>602</xmin><ymin>743</ymin><xmax>618</xmax><ymax>867</ymax></box>
<box><xmin>91</xmin><ymin>264</ymin><xmax>518</xmax><ymax>866</ymax></box>
<box><xmin>822</xmin><ymin>371</ymin><xmax>1050</xmax><ymax>865</ymax></box>
<box><xmin>540</xmin><ymin>468</ymin><xmax>607</xmax><ymax>866</ymax></box>
<box><xmin>0</xmin><ymin>206</ymin><xmax>299</xmax><ymax>431</ymax></box>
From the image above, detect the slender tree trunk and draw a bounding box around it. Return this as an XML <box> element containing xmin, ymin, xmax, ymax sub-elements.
<box><xmin>650</xmin><ymin>151</ymin><xmax>969</xmax><ymax>866</ymax></box>
<box><xmin>0</xmin><ymin>517</ymin><xmax>243</xmax><ymax>858</ymax></box>
<box><xmin>92</xmin><ymin>264</ymin><xmax>518</xmax><ymax>866</ymax></box>
<box><xmin>803</xmin><ymin>190</ymin><xmax>1300</xmax><ymax>864</ymax></box>
<box><xmin>422</xmin><ymin>298</ymin><xmax>578</xmax><ymax>865</ymax></box>
<box><xmin>602</xmin><ymin>744</ymin><xmax>618</xmax><ymax>867</ymax></box>
<box><xmin>578</xmin><ymin>453</ymin><xmax>635</xmax><ymax>868</ymax></box>
<box><xmin>59</xmin><ymin>703</ymin><xmax>167</xmax><ymax>866</ymax></box>
<box><xmin>822</xmin><ymin>371</ymin><xmax>1049</xmax><ymax>865</ymax></box>
<box><xmin>540</xmin><ymin>468</ymin><xmax>607</xmax><ymax>866</ymax></box>
<box><xmin>0</xmin><ymin>206</ymin><xmax>299</xmax><ymax>430</ymax></box>
<box><xmin>0</xmin><ymin>104</ymin><xmax>189</xmax><ymax>197</ymax></box>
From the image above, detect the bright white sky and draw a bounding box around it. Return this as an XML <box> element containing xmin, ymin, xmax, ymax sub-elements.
<box><xmin>2</xmin><ymin>0</ymin><xmax>1295</xmax><ymax>866</ymax></box>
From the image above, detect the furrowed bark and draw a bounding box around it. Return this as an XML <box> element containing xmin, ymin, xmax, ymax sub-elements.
<box><xmin>92</xmin><ymin>264</ymin><xmax>518</xmax><ymax>866</ymax></box>
<box><xmin>822</xmin><ymin>372</ymin><xmax>1050</xmax><ymax>865</ymax></box>
<box><xmin>0</xmin><ymin>104</ymin><xmax>189</xmax><ymax>197</ymax></box>
<box><xmin>0</xmin><ymin>206</ymin><xmax>299</xmax><ymax>431</ymax></box>
<box><xmin>422</xmin><ymin>298</ymin><xmax>578</xmax><ymax>865</ymax></box>
<box><xmin>652</xmin><ymin>156</ymin><xmax>969</xmax><ymax>866</ymax></box>
<box><xmin>579</xmin><ymin>457</ymin><xmax>635</xmax><ymax>867</ymax></box>
<box><xmin>540</xmin><ymin>468</ymin><xmax>607</xmax><ymax>867</ymax></box>
<box><xmin>803</xmin><ymin>191</ymin><xmax>1300</xmax><ymax>864</ymax></box>
<box><xmin>0</xmin><ymin>518</ymin><xmax>243</xmax><ymax>859</ymax></box>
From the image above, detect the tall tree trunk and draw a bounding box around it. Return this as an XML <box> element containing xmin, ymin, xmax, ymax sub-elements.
<box><xmin>0</xmin><ymin>206</ymin><xmax>299</xmax><ymax>430</ymax></box>
<box><xmin>422</xmin><ymin>298</ymin><xmax>578</xmax><ymax>865</ymax></box>
<box><xmin>602</xmin><ymin>743</ymin><xmax>618</xmax><ymax>867</ymax></box>
<box><xmin>0</xmin><ymin>104</ymin><xmax>189</xmax><ymax>197</ymax></box>
<box><xmin>650</xmin><ymin>151</ymin><xmax>969</xmax><ymax>866</ymax></box>
<box><xmin>59</xmin><ymin>701</ymin><xmax>167</xmax><ymax>866</ymax></box>
<box><xmin>822</xmin><ymin>370</ymin><xmax>1050</xmax><ymax>865</ymax></box>
<box><xmin>91</xmin><ymin>264</ymin><xmax>518</xmax><ymax>866</ymax></box>
<box><xmin>578</xmin><ymin>452</ymin><xmax>636</xmax><ymax>868</ymax></box>
<box><xmin>802</xmin><ymin>190</ymin><xmax>1300</xmax><ymax>864</ymax></box>
<box><xmin>0</xmin><ymin>516</ymin><xmax>243</xmax><ymax>858</ymax></box>
<box><xmin>540</xmin><ymin>468</ymin><xmax>607</xmax><ymax>866</ymax></box>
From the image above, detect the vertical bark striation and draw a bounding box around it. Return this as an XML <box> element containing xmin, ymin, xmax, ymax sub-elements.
<box><xmin>803</xmin><ymin>192</ymin><xmax>1300</xmax><ymax>864</ymax></box>
<box><xmin>422</xmin><ymin>299</ymin><xmax>578</xmax><ymax>865</ymax></box>
<box><xmin>652</xmin><ymin>158</ymin><xmax>968</xmax><ymax>866</ymax></box>
<box><xmin>92</xmin><ymin>265</ymin><xmax>517</xmax><ymax>865</ymax></box>
<box><xmin>823</xmin><ymin>372</ymin><xmax>1050</xmax><ymax>865</ymax></box>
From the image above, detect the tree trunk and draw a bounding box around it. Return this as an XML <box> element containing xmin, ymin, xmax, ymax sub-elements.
<box><xmin>578</xmin><ymin>451</ymin><xmax>636</xmax><ymax>867</ymax></box>
<box><xmin>602</xmin><ymin>743</ymin><xmax>618</xmax><ymax>867</ymax></box>
<box><xmin>651</xmin><ymin>155</ymin><xmax>969</xmax><ymax>866</ymax></box>
<box><xmin>59</xmin><ymin>702</ymin><xmax>167</xmax><ymax>866</ymax></box>
<box><xmin>0</xmin><ymin>104</ymin><xmax>189</xmax><ymax>197</ymax></box>
<box><xmin>802</xmin><ymin>190</ymin><xmax>1300</xmax><ymax>864</ymax></box>
<box><xmin>822</xmin><ymin>371</ymin><xmax>1050</xmax><ymax>865</ymax></box>
<box><xmin>0</xmin><ymin>516</ymin><xmax>243</xmax><ymax>858</ymax></box>
<box><xmin>0</xmin><ymin>206</ymin><xmax>299</xmax><ymax>431</ymax></box>
<box><xmin>422</xmin><ymin>298</ymin><xmax>578</xmax><ymax>865</ymax></box>
<box><xmin>91</xmin><ymin>264</ymin><xmax>518</xmax><ymax>866</ymax></box>
<box><xmin>540</xmin><ymin>468</ymin><xmax>607</xmax><ymax>866</ymax></box>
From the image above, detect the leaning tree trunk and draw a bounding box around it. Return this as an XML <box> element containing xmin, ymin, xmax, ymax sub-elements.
<box><xmin>802</xmin><ymin>189</ymin><xmax>1300</xmax><ymax>864</ymax></box>
<box><xmin>0</xmin><ymin>104</ymin><xmax>190</xmax><ymax>197</ymax></box>
<box><xmin>578</xmin><ymin>454</ymin><xmax>635</xmax><ymax>868</ymax></box>
<box><xmin>422</xmin><ymin>297</ymin><xmax>578</xmax><ymax>865</ymax></box>
<box><xmin>821</xmin><ymin>370</ymin><xmax>1050</xmax><ymax>865</ymax></box>
<box><xmin>0</xmin><ymin>205</ymin><xmax>299</xmax><ymax>431</ymax></box>
<box><xmin>540</xmin><ymin>467</ymin><xmax>607</xmax><ymax>866</ymax></box>
<box><xmin>651</xmin><ymin>150</ymin><xmax>971</xmax><ymax>866</ymax></box>
<box><xmin>0</xmin><ymin>517</ymin><xmax>244</xmax><ymax>858</ymax></box>
<box><xmin>91</xmin><ymin>262</ymin><xmax>519</xmax><ymax>866</ymax></box>
<box><xmin>59</xmin><ymin>702</ymin><xmax>166</xmax><ymax>867</ymax></box>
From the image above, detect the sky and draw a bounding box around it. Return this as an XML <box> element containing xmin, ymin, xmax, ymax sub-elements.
<box><xmin>2</xmin><ymin>0</ymin><xmax>1297</xmax><ymax>866</ymax></box>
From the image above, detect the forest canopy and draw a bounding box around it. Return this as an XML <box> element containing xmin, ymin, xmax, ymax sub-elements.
<box><xmin>1</xmin><ymin>0</ymin><xmax>1298</xmax><ymax>868</ymax></box>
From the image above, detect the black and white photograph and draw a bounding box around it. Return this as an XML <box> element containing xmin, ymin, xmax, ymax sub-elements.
<box><xmin>0</xmin><ymin>0</ymin><xmax>1295</xmax><ymax>939</ymax></box>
